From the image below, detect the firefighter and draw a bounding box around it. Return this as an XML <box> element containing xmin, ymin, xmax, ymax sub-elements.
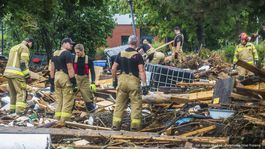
<box><xmin>3</xmin><ymin>37</ymin><xmax>33</xmax><ymax>115</ymax></box>
<box><xmin>112</xmin><ymin>35</ymin><xmax>148</xmax><ymax>131</ymax></box>
<box><xmin>172</xmin><ymin>26</ymin><xmax>184</xmax><ymax>64</ymax></box>
<box><xmin>252</xmin><ymin>22</ymin><xmax>265</xmax><ymax>68</ymax></box>
<box><xmin>74</xmin><ymin>44</ymin><xmax>96</xmax><ymax>125</ymax></box>
<box><xmin>138</xmin><ymin>39</ymin><xmax>165</xmax><ymax>64</ymax></box>
<box><xmin>233</xmin><ymin>32</ymin><xmax>259</xmax><ymax>79</ymax></box>
<box><xmin>50</xmin><ymin>38</ymin><xmax>76</xmax><ymax>122</ymax></box>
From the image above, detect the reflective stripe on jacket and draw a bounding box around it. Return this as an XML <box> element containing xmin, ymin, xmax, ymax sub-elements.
<box><xmin>233</xmin><ymin>42</ymin><xmax>258</xmax><ymax>64</ymax></box>
<box><xmin>4</xmin><ymin>42</ymin><xmax>30</xmax><ymax>78</ymax></box>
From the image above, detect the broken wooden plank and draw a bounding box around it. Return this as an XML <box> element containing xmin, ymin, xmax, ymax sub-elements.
<box><xmin>52</xmin><ymin>144</ymin><xmax>144</xmax><ymax>149</ymax></box>
<box><xmin>176</xmin><ymin>82</ymin><xmax>214</xmax><ymax>87</ymax></box>
<box><xmin>259</xmin><ymin>113</ymin><xmax>265</xmax><ymax>117</ymax></box>
<box><xmin>171</xmin><ymin>90</ymin><xmax>213</xmax><ymax>103</ymax></box>
<box><xmin>243</xmin><ymin>115</ymin><xmax>265</xmax><ymax>125</ymax></box>
<box><xmin>0</xmin><ymin>127</ymin><xmax>229</xmax><ymax>144</ymax></box>
<box><xmin>97</xmin><ymin>100</ymin><xmax>114</xmax><ymax>107</ymax></box>
<box><xmin>188</xmin><ymin>90</ymin><xmax>213</xmax><ymax>100</ymax></box>
<box><xmin>230</xmin><ymin>93</ymin><xmax>260</xmax><ymax>102</ymax></box>
<box><xmin>151</xmin><ymin>103</ymin><xmax>185</xmax><ymax>108</ymax></box>
<box><xmin>142</xmin><ymin>91</ymin><xmax>213</xmax><ymax>104</ymax></box>
<box><xmin>142</xmin><ymin>93</ymin><xmax>172</xmax><ymax>104</ymax></box>
<box><xmin>64</xmin><ymin>121</ymin><xmax>111</xmax><ymax>130</ymax></box>
<box><xmin>212</xmin><ymin>78</ymin><xmax>234</xmax><ymax>104</ymax></box>
<box><xmin>236</xmin><ymin>86</ymin><xmax>265</xmax><ymax>99</ymax></box>
<box><xmin>243</xmin><ymin>83</ymin><xmax>265</xmax><ymax>90</ymax></box>
<box><xmin>179</xmin><ymin>125</ymin><xmax>216</xmax><ymax>137</ymax></box>
<box><xmin>236</xmin><ymin>59</ymin><xmax>265</xmax><ymax>79</ymax></box>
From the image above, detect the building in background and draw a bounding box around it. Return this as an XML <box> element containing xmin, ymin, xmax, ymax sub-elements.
<box><xmin>107</xmin><ymin>14</ymin><xmax>140</xmax><ymax>47</ymax></box>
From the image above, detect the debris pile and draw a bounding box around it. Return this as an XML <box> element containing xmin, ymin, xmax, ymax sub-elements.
<box><xmin>0</xmin><ymin>58</ymin><xmax>264</xmax><ymax>148</ymax></box>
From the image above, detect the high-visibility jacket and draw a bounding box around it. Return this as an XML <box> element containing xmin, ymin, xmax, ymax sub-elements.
<box><xmin>4</xmin><ymin>41</ymin><xmax>30</xmax><ymax>79</ymax></box>
<box><xmin>233</xmin><ymin>42</ymin><xmax>258</xmax><ymax>65</ymax></box>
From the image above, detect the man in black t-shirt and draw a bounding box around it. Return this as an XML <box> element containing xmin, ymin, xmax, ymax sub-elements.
<box><xmin>50</xmin><ymin>37</ymin><xmax>76</xmax><ymax>122</ymax></box>
<box><xmin>111</xmin><ymin>35</ymin><xmax>148</xmax><ymax>131</ymax></box>
<box><xmin>253</xmin><ymin>22</ymin><xmax>265</xmax><ymax>68</ymax></box>
<box><xmin>172</xmin><ymin>26</ymin><xmax>184</xmax><ymax>64</ymax></box>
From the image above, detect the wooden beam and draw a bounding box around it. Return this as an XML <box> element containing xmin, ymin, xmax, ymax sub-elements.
<box><xmin>236</xmin><ymin>86</ymin><xmax>265</xmax><ymax>99</ymax></box>
<box><xmin>212</xmin><ymin>78</ymin><xmax>234</xmax><ymax>104</ymax></box>
<box><xmin>0</xmin><ymin>127</ymin><xmax>228</xmax><ymax>144</ymax></box>
<box><xmin>176</xmin><ymin>82</ymin><xmax>214</xmax><ymax>87</ymax></box>
<box><xmin>171</xmin><ymin>90</ymin><xmax>213</xmax><ymax>103</ymax></box>
<box><xmin>52</xmin><ymin>144</ymin><xmax>144</xmax><ymax>149</ymax></box>
<box><xmin>179</xmin><ymin>125</ymin><xmax>216</xmax><ymax>137</ymax></box>
<box><xmin>142</xmin><ymin>91</ymin><xmax>213</xmax><ymax>104</ymax></box>
<box><xmin>243</xmin><ymin>115</ymin><xmax>265</xmax><ymax>126</ymax></box>
<box><xmin>259</xmin><ymin>113</ymin><xmax>265</xmax><ymax>117</ymax></box>
<box><xmin>142</xmin><ymin>93</ymin><xmax>172</xmax><ymax>104</ymax></box>
<box><xmin>231</xmin><ymin>93</ymin><xmax>260</xmax><ymax>102</ymax></box>
<box><xmin>65</xmin><ymin>121</ymin><xmax>111</xmax><ymax>130</ymax></box>
<box><xmin>236</xmin><ymin>59</ymin><xmax>265</xmax><ymax>79</ymax></box>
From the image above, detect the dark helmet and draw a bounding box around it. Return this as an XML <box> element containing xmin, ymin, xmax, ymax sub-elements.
<box><xmin>25</xmin><ymin>36</ymin><xmax>34</xmax><ymax>43</ymax></box>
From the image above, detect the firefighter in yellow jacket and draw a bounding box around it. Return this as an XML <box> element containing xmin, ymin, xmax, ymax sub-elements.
<box><xmin>3</xmin><ymin>37</ymin><xmax>33</xmax><ymax>114</ymax></box>
<box><xmin>50</xmin><ymin>38</ymin><xmax>76</xmax><ymax>122</ymax></box>
<box><xmin>112</xmin><ymin>35</ymin><xmax>149</xmax><ymax>131</ymax></box>
<box><xmin>233</xmin><ymin>32</ymin><xmax>259</xmax><ymax>79</ymax></box>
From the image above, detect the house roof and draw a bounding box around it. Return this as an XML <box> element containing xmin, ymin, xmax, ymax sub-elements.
<box><xmin>113</xmin><ymin>14</ymin><xmax>133</xmax><ymax>25</ymax></box>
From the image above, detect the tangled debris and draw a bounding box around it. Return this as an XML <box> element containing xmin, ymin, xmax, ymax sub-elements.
<box><xmin>0</xmin><ymin>55</ymin><xmax>264</xmax><ymax>148</ymax></box>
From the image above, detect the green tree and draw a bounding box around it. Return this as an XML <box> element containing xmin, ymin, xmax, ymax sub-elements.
<box><xmin>2</xmin><ymin>0</ymin><xmax>115</xmax><ymax>59</ymax></box>
<box><xmin>109</xmin><ymin>0</ymin><xmax>265</xmax><ymax>50</ymax></box>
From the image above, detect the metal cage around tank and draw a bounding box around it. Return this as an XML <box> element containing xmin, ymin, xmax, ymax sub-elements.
<box><xmin>145</xmin><ymin>63</ymin><xmax>195</xmax><ymax>91</ymax></box>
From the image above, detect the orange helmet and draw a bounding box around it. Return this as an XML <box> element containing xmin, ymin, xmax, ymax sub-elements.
<box><xmin>239</xmin><ymin>32</ymin><xmax>248</xmax><ymax>41</ymax></box>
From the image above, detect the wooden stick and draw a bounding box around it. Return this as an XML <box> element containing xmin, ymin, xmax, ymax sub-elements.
<box><xmin>243</xmin><ymin>115</ymin><xmax>265</xmax><ymax>125</ymax></box>
<box><xmin>231</xmin><ymin>93</ymin><xmax>260</xmax><ymax>102</ymax></box>
<box><xmin>179</xmin><ymin>125</ymin><xmax>216</xmax><ymax>137</ymax></box>
<box><xmin>153</xmin><ymin>40</ymin><xmax>174</xmax><ymax>51</ymax></box>
<box><xmin>176</xmin><ymin>82</ymin><xmax>214</xmax><ymax>87</ymax></box>
<box><xmin>64</xmin><ymin>121</ymin><xmax>111</xmax><ymax>130</ymax></box>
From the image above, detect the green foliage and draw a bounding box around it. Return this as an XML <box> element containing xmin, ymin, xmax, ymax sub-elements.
<box><xmin>2</xmin><ymin>0</ymin><xmax>115</xmax><ymax>59</ymax></box>
<box><xmin>255</xmin><ymin>42</ymin><xmax>265</xmax><ymax>63</ymax></box>
<box><xmin>95</xmin><ymin>47</ymin><xmax>106</xmax><ymax>60</ymax></box>
<box><xmin>217</xmin><ymin>42</ymin><xmax>265</xmax><ymax>63</ymax></box>
<box><xmin>198</xmin><ymin>48</ymin><xmax>211</xmax><ymax>59</ymax></box>
<box><xmin>221</xmin><ymin>44</ymin><xmax>237</xmax><ymax>63</ymax></box>
<box><xmin>109</xmin><ymin>0</ymin><xmax>265</xmax><ymax>51</ymax></box>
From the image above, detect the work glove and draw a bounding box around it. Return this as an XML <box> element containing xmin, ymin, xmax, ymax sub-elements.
<box><xmin>255</xmin><ymin>60</ymin><xmax>261</xmax><ymax>68</ymax></box>
<box><xmin>90</xmin><ymin>83</ymin><xmax>97</xmax><ymax>93</ymax></box>
<box><xmin>70</xmin><ymin>77</ymin><xmax>77</xmax><ymax>89</ymax></box>
<box><xmin>85</xmin><ymin>102</ymin><xmax>96</xmax><ymax>112</ymax></box>
<box><xmin>49</xmin><ymin>78</ymin><xmax>55</xmax><ymax>93</ymax></box>
<box><xmin>142</xmin><ymin>85</ymin><xmax>149</xmax><ymax>96</ymax></box>
<box><xmin>113</xmin><ymin>78</ymin><xmax>118</xmax><ymax>89</ymax></box>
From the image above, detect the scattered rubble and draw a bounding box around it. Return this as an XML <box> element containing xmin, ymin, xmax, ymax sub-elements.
<box><xmin>0</xmin><ymin>54</ymin><xmax>264</xmax><ymax>148</ymax></box>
